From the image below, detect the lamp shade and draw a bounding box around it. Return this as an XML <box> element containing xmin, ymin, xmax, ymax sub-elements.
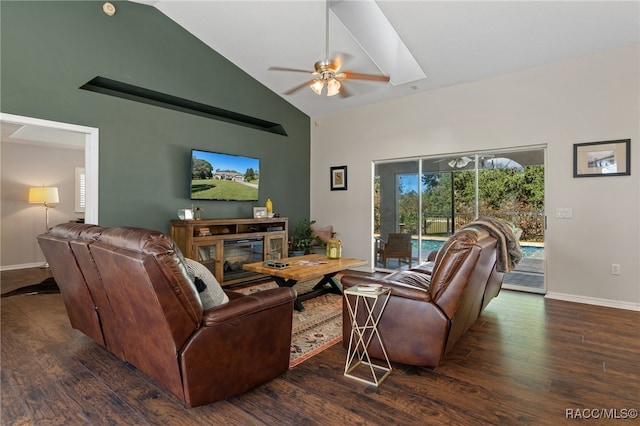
<box><xmin>326</xmin><ymin>78</ymin><xmax>341</xmax><ymax>96</ymax></box>
<box><xmin>310</xmin><ymin>79</ymin><xmax>325</xmax><ymax>95</ymax></box>
<box><xmin>29</xmin><ymin>187</ymin><xmax>59</xmax><ymax>204</ymax></box>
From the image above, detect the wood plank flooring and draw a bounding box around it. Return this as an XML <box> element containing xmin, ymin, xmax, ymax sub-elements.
<box><xmin>1</xmin><ymin>269</ymin><xmax>639</xmax><ymax>425</ymax></box>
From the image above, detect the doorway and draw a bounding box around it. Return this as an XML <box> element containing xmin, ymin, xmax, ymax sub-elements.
<box><xmin>373</xmin><ymin>146</ymin><xmax>545</xmax><ymax>293</ymax></box>
<box><xmin>0</xmin><ymin>113</ymin><xmax>99</xmax><ymax>224</ymax></box>
<box><xmin>0</xmin><ymin>113</ymin><xmax>99</xmax><ymax>270</ymax></box>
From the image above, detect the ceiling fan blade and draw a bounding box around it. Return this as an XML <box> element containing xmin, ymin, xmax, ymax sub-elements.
<box><xmin>341</xmin><ymin>71</ymin><xmax>390</xmax><ymax>82</ymax></box>
<box><xmin>332</xmin><ymin>54</ymin><xmax>343</xmax><ymax>73</ymax></box>
<box><xmin>283</xmin><ymin>79</ymin><xmax>317</xmax><ymax>95</ymax></box>
<box><xmin>269</xmin><ymin>66</ymin><xmax>313</xmax><ymax>74</ymax></box>
<box><xmin>338</xmin><ymin>83</ymin><xmax>351</xmax><ymax>98</ymax></box>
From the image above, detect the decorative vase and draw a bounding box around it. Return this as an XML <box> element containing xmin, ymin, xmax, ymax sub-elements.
<box><xmin>265</xmin><ymin>198</ymin><xmax>273</xmax><ymax>214</ymax></box>
<box><xmin>326</xmin><ymin>237</ymin><xmax>342</xmax><ymax>259</ymax></box>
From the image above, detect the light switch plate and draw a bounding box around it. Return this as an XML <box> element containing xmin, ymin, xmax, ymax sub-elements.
<box><xmin>555</xmin><ymin>208</ymin><xmax>573</xmax><ymax>219</ymax></box>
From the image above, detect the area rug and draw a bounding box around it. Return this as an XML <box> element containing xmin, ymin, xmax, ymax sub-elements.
<box><xmin>1</xmin><ymin>277</ymin><xmax>60</xmax><ymax>297</ymax></box>
<box><xmin>234</xmin><ymin>280</ymin><xmax>343</xmax><ymax>368</ymax></box>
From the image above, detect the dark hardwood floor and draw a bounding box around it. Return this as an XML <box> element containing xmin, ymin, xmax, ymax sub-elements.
<box><xmin>1</xmin><ymin>269</ymin><xmax>639</xmax><ymax>425</ymax></box>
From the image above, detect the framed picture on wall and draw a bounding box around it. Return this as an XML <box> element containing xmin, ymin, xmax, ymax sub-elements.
<box><xmin>330</xmin><ymin>166</ymin><xmax>348</xmax><ymax>190</ymax></box>
<box><xmin>573</xmin><ymin>139</ymin><xmax>630</xmax><ymax>177</ymax></box>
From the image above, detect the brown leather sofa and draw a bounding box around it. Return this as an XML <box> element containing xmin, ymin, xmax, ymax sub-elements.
<box><xmin>341</xmin><ymin>227</ymin><xmax>505</xmax><ymax>368</ymax></box>
<box><xmin>38</xmin><ymin>223</ymin><xmax>296</xmax><ymax>408</ymax></box>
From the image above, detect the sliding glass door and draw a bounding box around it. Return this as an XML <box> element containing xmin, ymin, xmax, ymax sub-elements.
<box><xmin>373</xmin><ymin>147</ymin><xmax>545</xmax><ymax>293</ymax></box>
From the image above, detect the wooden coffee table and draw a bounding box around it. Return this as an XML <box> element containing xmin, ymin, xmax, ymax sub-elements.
<box><xmin>242</xmin><ymin>254</ymin><xmax>367</xmax><ymax>311</ymax></box>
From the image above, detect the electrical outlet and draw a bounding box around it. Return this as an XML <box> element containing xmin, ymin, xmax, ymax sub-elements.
<box><xmin>611</xmin><ymin>264</ymin><xmax>621</xmax><ymax>275</ymax></box>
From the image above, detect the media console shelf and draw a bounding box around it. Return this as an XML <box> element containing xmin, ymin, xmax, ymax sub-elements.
<box><xmin>170</xmin><ymin>217</ymin><xmax>288</xmax><ymax>286</ymax></box>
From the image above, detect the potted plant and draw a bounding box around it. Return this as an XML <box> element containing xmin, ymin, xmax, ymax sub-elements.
<box><xmin>291</xmin><ymin>218</ymin><xmax>316</xmax><ymax>256</ymax></box>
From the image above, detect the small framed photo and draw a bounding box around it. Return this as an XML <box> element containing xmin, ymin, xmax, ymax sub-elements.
<box><xmin>330</xmin><ymin>166</ymin><xmax>348</xmax><ymax>191</ymax></box>
<box><xmin>253</xmin><ymin>207</ymin><xmax>267</xmax><ymax>218</ymax></box>
<box><xmin>573</xmin><ymin>139</ymin><xmax>630</xmax><ymax>177</ymax></box>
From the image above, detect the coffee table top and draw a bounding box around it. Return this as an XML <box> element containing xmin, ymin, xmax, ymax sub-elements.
<box><xmin>243</xmin><ymin>254</ymin><xmax>367</xmax><ymax>282</ymax></box>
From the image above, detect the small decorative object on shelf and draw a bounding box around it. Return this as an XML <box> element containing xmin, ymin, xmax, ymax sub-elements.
<box><xmin>192</xmin><ymin>205</ymin><xmax>204</xmax><ymax>220</ymax></box>
<box><xmin>265</xmin><ymin>198</ymin><xmax>273</xmax><ymax>214</ymax></box>
<box><xmin>326</xmin><ymin>236</ymin><xmax>342</xmax><ymax>259</ymax></box>
<box><xmin>177</xmin><ymin>209</ymin><xmax>193</xmax><ymax>220</ymax></box>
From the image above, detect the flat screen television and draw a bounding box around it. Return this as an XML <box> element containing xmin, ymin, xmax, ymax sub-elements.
<box><xmin>190</xmin><ymin>149</ymin><xmax>260</xmax><ymax>201</ymax></box>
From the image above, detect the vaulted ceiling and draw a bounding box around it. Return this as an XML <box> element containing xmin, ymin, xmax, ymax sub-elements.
<box><xmin>132</xmin><ymin>1</ymin><xmax>639</xmax><ymax>117</ymax></box>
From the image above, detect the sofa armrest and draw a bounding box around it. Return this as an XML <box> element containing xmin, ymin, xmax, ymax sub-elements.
<box><xmin>202</xmin><ymin>287</ymin><xmax>295</xmax><ymax>326</ymax></box>
<box><xmin>341</xmin><ymin>274</ymin><xmax>432</xmax><ymax>302</ymax></box>
<box><xmin>410</xmin><ymin>261</ymin><xmax>435</xmax><ymax>275</ymax></box>
<box><xmin>181</xmin><ymin>286</ymin><xmax>295</xmax><ymax>406</ymax></box>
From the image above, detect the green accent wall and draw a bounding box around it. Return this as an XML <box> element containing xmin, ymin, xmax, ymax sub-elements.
<box><xmin>1</xmin><ymin>1</ymin><xmax>310</xmax><ymax>233</ymax></box>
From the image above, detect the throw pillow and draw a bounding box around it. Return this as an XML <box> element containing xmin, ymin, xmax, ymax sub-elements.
<box><xmin>184</xmin><ymin>258</ymin><xmax>229</xmax><ymax>309</ymax></box>
<box><xmin>311</xmin><ymin>225</ymin><xmax>333</xmax><ymax>245</ymax></box>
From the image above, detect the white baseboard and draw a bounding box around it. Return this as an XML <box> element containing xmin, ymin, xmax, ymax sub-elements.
<box><xmin>545</xmin><ymin>292</ymin><xmax>640</xmax><ymax>312</ymax></box>
<box><xmin>1</xmin><ymin>262</ymin><xmax>46</xmax><ymax>272</ymax></box>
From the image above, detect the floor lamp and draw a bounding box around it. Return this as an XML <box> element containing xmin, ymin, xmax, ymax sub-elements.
<box><xmin>29</xmin><ymin>186</ymin><xmax>59</xmax><ymax>268</ymax></box>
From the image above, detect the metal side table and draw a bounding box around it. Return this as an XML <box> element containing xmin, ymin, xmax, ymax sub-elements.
<box><xmin>343</xmin><ymin>285</ymin><xmax>392</xmax><ymax>386</ymax></box>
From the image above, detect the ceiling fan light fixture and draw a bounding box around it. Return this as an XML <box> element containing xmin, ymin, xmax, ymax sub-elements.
<box><xmin>326</xmin><ymin>78</ymin><xmax>341</xmax><ymax>96</ymax></box>
<box><xmin>448</xmin><ymin>156</ymin><xmax>473</xmax><ymax>168</ymax></box>
<box><xmin>310</xmin><ymin>79</ymin><xmax>325</xmax><ymax>95</ymax></box>
<box><xmin>459</xmin><ymin>157</ymin><xmax>472</xmax><ymax>167</ymax></box>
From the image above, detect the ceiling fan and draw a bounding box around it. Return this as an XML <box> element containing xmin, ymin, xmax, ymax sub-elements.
<box><xmin>436</xmin><ymin>154</ymin><xmax>496</xmax><ymax>169</ymax></box>
<box><xmin>268</xmin><ymin>0</ymin><xmax>390</xmax><ymax>98</ymax></box>
<box><xmin>448</xmin><ymin>156</ymin><xmax>474</xmax><ymax>168</ymax></box>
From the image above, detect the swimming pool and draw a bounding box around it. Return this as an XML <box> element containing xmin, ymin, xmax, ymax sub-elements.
<box><xmin>412</xmin><ymin>239</ymin><xmax>544</xmax><ymax>259</ymax></box>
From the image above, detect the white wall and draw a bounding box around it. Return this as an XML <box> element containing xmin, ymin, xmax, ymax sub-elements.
<box><xmin>1</xmin><ymin>142</ymin><xmax>84</xmax><ymax>269</ymax></box>
<box><xmin>310</xmin><ymin>45</ymin><xmax>640</xmax><ymax>310</ymax></box>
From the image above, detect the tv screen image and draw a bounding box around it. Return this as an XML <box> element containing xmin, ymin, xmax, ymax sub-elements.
<box><xmin>190</xmin><ymin>149</ymin><xmax>260</xmax><ymax>201</ymax></box>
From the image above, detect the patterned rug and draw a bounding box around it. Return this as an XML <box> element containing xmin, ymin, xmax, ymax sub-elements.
<box><xmin>234</xmin><ymin>279</ymin><xmax>343</xmax><ymax>368</ymax></box>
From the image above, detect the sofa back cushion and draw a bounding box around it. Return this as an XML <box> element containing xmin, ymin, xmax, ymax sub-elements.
<box><xmin>430</xmin><ymin>227</ymin><xmax>499</xmax><ymax>354</ymax></box>
<box><xmin>37</xmin><ymin>223</ymin><xmax>106</xmax><ymax>346</ymax></box>
<box><xmin>88</xmin><ymin>226</ymin><xmax>203</xmax><ymax>400</ymax></box>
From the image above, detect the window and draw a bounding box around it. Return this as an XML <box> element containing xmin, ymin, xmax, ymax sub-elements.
<box><xmin>75</xmin><ymin>167</ymin><xmax>86</xmax><ymax>213</ymax></box>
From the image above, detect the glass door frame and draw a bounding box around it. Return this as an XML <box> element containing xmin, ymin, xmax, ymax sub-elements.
<box><xmin>373</xmin><ymin>146</ymin><xmax>546</xmax><ymax>294</ymax></box>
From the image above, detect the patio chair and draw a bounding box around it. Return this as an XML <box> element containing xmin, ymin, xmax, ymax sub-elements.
<box><xmin>377</xmin><ymin>232</ymin><xmax>412</xmax><ymax>268</ymax></box>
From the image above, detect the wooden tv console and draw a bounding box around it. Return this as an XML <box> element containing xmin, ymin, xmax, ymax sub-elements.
<box><xmin>170</xmin><ymin>217</ymin><xmax>288</xmax><ymax>286</ymax></box>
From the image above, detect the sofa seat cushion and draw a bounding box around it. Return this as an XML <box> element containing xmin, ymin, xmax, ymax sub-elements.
<box><xmin>184</xmin><ymin>258</ymin><xmax>229</xmax><ymax>309</ymax></box>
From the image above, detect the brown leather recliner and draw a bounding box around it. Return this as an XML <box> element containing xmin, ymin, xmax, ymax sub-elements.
<box><xmin>38</xmin><ymin>224</ymin><xmax>296</xmax><ymax>408</ymax></box>
<box><xmin>36</xmin><ymin>223</ymin><xmax>106</xmax><ymax>347</ymax></box>
<box><xmin>342</xmin><ymin>227</ymin><xmax>504</xmax><ymax>368</ymax></box>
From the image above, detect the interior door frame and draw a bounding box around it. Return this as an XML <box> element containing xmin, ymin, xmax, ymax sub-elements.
<box><xmin>0</xmin><ymin>113</ymin><xmax>99</xmax><ymax>224</ymax></box>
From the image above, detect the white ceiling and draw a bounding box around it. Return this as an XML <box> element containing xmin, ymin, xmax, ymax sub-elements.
<box><xmin>102</xmin><ymin>2</ymin><xmax>640</xmax><ymax>117</ymax></box>
<box><xmin>1</xmin><ymin>121</ymin><xmax>85</xmax><ymax>150</ymax></box>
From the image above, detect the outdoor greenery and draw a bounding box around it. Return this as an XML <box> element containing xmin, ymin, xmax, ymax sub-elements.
<box><xmin>192</xmin><ymin>158</ymin><xmax>213</xmax><ymax>180</ymax></box>
<box><xmin>375</xmin><ymin>165</ymin><xmax>545</xmax><ymax>242</ymax></box>
<box><xmin>190</xmin><ymin>179</ymin><xmax>258</xmax><ymax>200</ymax></box>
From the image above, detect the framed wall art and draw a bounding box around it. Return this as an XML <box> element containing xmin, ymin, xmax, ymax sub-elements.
<box><xmin>330</xmin><ymin>166</ymin><xmax>347</xmax><ymax>191</ymax></box>
<box><xmin>573</xmin><ymin>139</ymin><xmax>630</xmax><ymax>177</ymax></box>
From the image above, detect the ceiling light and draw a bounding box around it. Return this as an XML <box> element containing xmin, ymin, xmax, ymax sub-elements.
<box><xmin>326</xmin><ymin>78</ymin><xmax>341</xmax><ymax>96</ymax></box>
<box><xmin>310</xmin><ymin>80</ymin><xmax>325</xmax><ymax>95</ymax></box>
<box><xmin>103</xmin><ymin>2</ymin><xmax>116</xmax><ymax>16</ymax></box>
